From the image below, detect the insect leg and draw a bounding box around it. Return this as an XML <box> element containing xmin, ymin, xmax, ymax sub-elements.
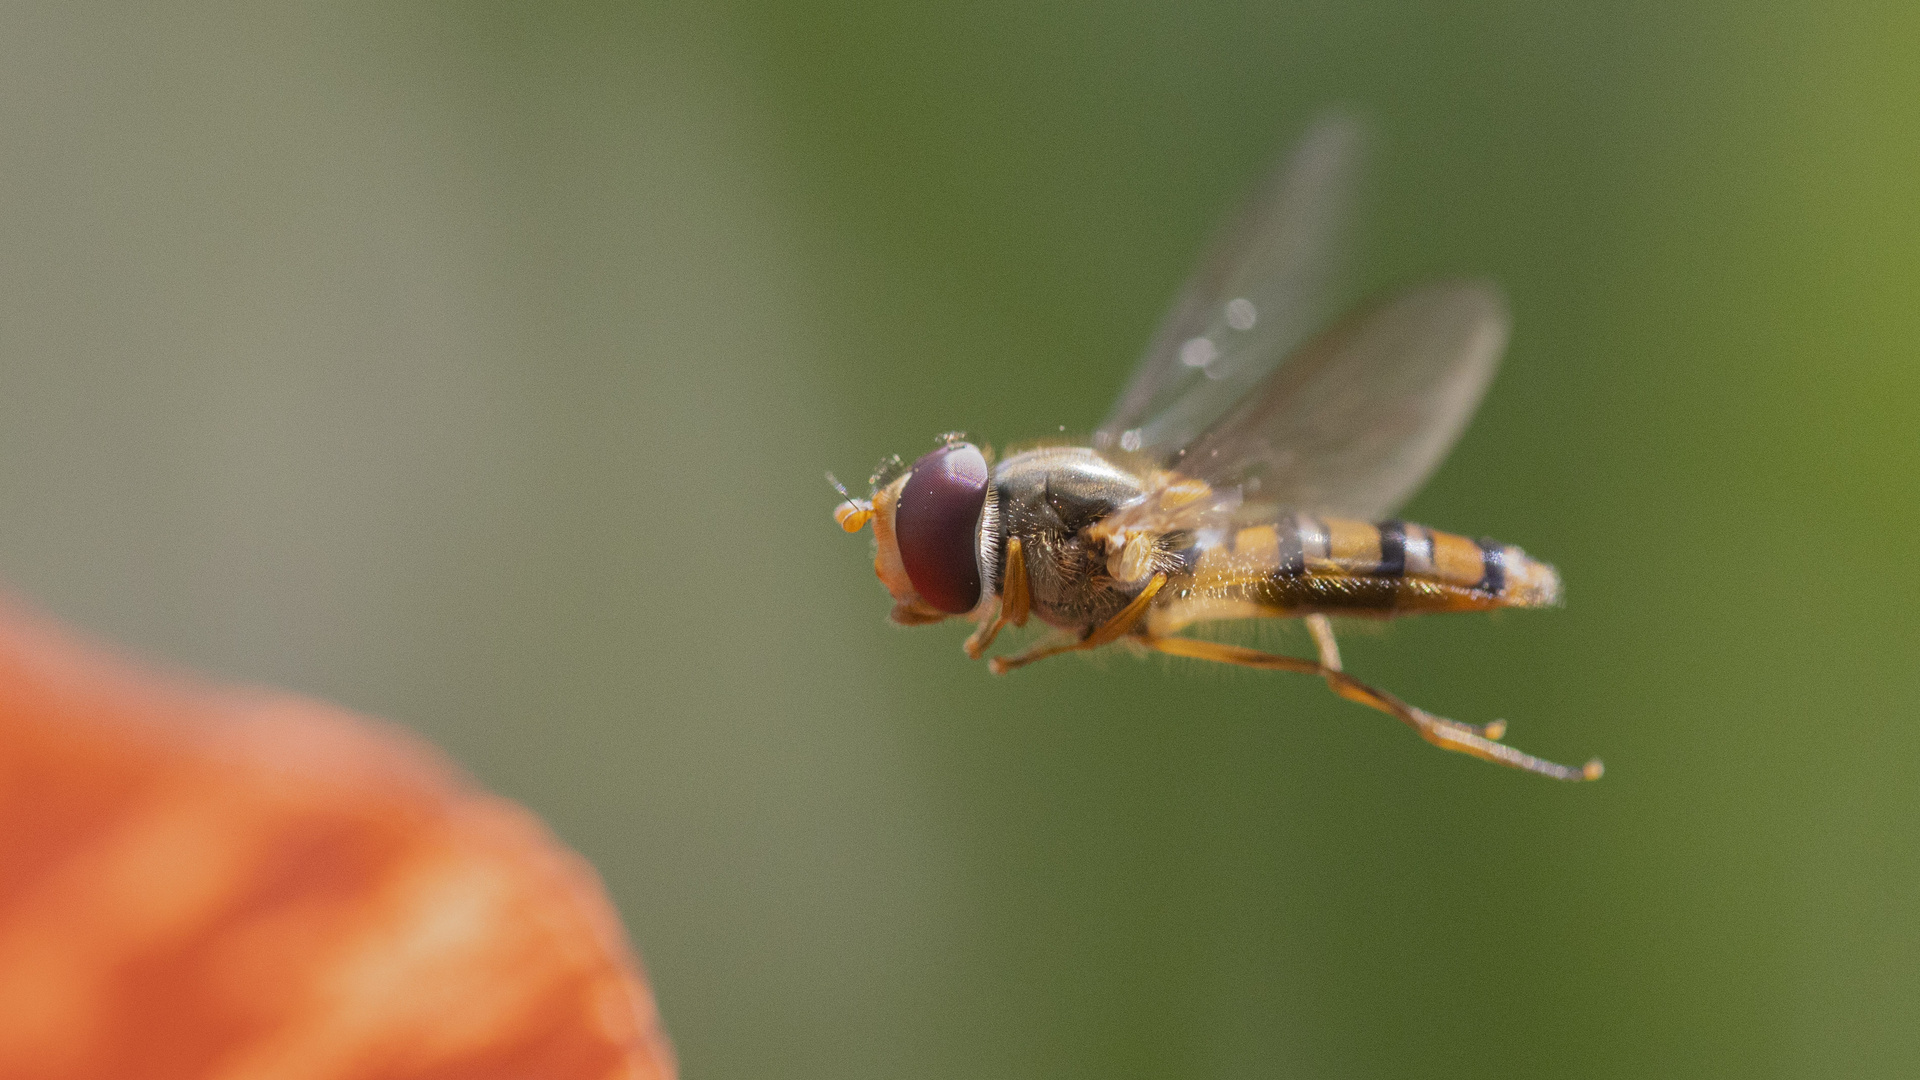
<box><xmin>1001</xmin><ymin>536</ymin><xmax>1032</xmax><ymax>627</ymax></box>
<box><xmin>1303</xmin><ymin>613</ymin><xmax>1343</xmax><ymax>671</ymax></box>
<box><xmin>988</xmin><ymin>573</ymin><xmax>1166</xmax><ymax>675</ymax></box>
<box><xmin>963</xmin><ymin>600</ymin><xmax>1005</xmax><ymax>660</ymax></box>
<box><xmin>983</xmin><ymin>632</ymin><xmax>1086</xmax><ymax>673</ymax></box>
<box><xmin>1303</xmin><ymin>613</ymin><xmax>1503</xmax><ymax>740</ymax></box>
<box><xmin>964</xmin><ymin>537</ymin><xmax>1032</xmax><ymax>660</ymax></box>
<box><xmin>1145</xmin><ymin>636</ymin><xmax>1601</xmax><ymax>781</ymax></box>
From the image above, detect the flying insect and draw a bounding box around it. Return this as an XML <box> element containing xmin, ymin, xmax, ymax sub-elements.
<box><xmin>831</xmin><ymin>116</ymin><xmax>1600</xmax><ymax>781</ymax></box>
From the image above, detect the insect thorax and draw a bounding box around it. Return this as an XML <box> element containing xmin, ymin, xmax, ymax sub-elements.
<box><xmin>990</xmin><ymin>447</ymin><xmax>1151</xmax><ymax>632</ymax></box>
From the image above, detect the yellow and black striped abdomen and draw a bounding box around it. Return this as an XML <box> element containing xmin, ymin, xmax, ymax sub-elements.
<box><xmin>1150</xmin><ymin>516</ymin><xmax>1561</xmax><ymax>633</ymax></box>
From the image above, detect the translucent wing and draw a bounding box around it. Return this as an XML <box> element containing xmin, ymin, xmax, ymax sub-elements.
<box><xmin>1095</xmin><ymin>113</ymin><xmax>1366</xmax><ymax>459</ymax></box>
<box><xmin>1172</xmin><ymin>280</ymin><xmax>1508</xmax><ymax>520</ymax></box>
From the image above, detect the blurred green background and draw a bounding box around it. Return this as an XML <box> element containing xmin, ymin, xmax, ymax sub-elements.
<box><xmin>1</xmin><ymin>2</ymin><xmax>1916</xmax><ymax>1076</ymax></box>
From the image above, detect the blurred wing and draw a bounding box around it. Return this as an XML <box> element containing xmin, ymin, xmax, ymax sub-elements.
<box><xmin>1175</xmin><ymin>280</ymin><xmax>1509</xmax><ymax>520</ymax></box>
<box><xmin>1096</xmin><ymin>113</ymin><xmax>1366</xmax><ymax>459</ymax></box>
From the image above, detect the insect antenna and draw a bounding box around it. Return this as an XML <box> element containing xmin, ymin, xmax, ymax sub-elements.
<box><xmin>825</xmin><ymin>471</ymin><xmax>874</xmax><ymax>532</ymax></box>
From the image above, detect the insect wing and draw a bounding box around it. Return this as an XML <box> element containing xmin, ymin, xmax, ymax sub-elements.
<box><xmin>1096</xmin><ymin>113</ymin><xmax>1366</xmax><ymax>460</ymax></box>
<box><xmin>1175</xmin><ymin>280</ymin><xmax>1509</xmax><ymax>520</ymax></box>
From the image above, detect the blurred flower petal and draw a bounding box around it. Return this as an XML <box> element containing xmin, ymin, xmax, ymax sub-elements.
<box><xmin>0</xmin><ymin>599</ymin><xmax>675</xmax><ymax>1080</ymax></box>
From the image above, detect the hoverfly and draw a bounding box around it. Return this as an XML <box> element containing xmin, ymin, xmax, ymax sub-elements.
<box><xmin>830</xmin><ymin>115</ymin><xmax>1600</xmax><ymax>781</ymax></box>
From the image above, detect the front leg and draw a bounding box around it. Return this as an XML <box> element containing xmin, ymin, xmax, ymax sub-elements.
<box><xmin>964</xmin><ymin>537</ymin><xmax>1032</xmax><ymax>660</ymax></box>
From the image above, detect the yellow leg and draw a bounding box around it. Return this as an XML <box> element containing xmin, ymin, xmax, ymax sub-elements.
<box><xmin>1305</xmin><ymin>615</ymin><xmax>1503</xmax><ymax>741</ymax></box>
<box><xmin>965</xmin><ymin>537</ymin><xmax>1032</xmax><ymax>660</ymax></box>
<box><xmin>1146</xmin><ymin>635</ymin><xmax>1601</xmax><ymax>782</ymax></box>
<box><xmin>1304</xmin><ymin>614</ymin><xmax>1343</xmax><ymax>671</ymax></box>
<box><xmin>963</xmin><ymin>600</ymin><xmax>1004</xmax><ymax>660</ymax></box>
<box><xmin>987</xmin><ymin>573</ymin><xmax>1166</xmax><ymax>675</ymax></box>
<box><xmin>1002</xmin><ymin>537</ymin><xmax>1032</xmax><ymax>627</ymax></box>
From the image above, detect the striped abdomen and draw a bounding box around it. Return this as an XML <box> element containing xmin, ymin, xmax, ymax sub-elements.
<box><xmin>1148</xmin><ymin>516</ymin><xmax>1561</xmax><ymax>634</ymax></box>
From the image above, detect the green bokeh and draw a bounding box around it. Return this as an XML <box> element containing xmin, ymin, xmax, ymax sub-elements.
<box><xmin>0</xmin><ymin>3</ymin><xmax>1915</xmax><ymax>1077</ymax></box>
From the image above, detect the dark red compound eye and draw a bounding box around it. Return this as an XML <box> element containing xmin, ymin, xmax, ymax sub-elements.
<box><xmin>894</xmin><ymin>442</ymin><xmax>989</xmax><ymax>614</ymax></box>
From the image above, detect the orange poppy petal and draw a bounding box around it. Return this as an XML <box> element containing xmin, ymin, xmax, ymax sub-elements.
<box><xmin>0</xmin><ymin>598</ymin><xmax>675</xmax><ymax>1080</ymax></box>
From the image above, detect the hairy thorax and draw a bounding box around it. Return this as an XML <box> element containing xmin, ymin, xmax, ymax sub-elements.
<box><xmin>990</xmin><ymin>447</ymin><xmax>1152</xmax><ymax>633</ymax></box>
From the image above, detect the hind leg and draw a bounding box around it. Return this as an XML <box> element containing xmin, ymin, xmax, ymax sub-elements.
<box><xmin>1303</xmin><ymin>613</ymin><xmax>1504</xmax><ymax>738</ymax></box>
<box><xmin>1146</xmin><ymin>633</ymin><xmax>1601</xmax><ymax>782</ymax></box>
